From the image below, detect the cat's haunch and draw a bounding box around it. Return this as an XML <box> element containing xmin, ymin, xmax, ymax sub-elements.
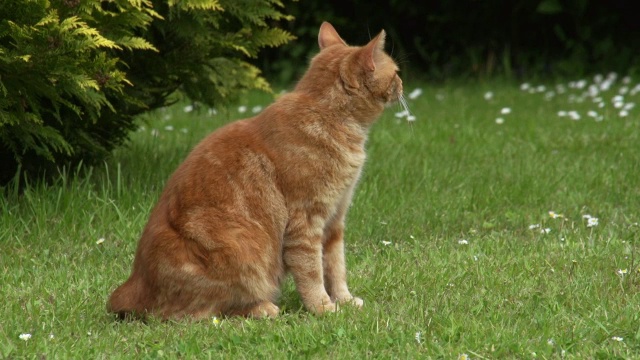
<box><xmin>107</xmin><ymin>21</ymin><xmax>403</xmax><ymax>320</ymax></box>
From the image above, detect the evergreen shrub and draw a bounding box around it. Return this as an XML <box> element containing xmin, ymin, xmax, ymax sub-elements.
<box><xmin>0</xmin><ymin>0</ymin><xmax>293</xmax><ymax>185</ymax></box>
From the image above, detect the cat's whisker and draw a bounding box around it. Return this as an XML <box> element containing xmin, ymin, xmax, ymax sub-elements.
<box><xmin>395</xmin><ymin>94</ymin><xmax>416</xmax><ymax>124</ymax></box>
<box><xmin>398</xmin><ymin>94</ymin><xmax>412</xmax><ymax>115</ymax></box>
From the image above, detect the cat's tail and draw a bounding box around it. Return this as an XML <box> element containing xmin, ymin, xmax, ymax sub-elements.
<box><xmin>107</xmin><ymin>275</ymin><xmax>149</xmax><ymax>320</ymax></box>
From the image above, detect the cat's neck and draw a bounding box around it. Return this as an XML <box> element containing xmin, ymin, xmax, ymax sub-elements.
<box><xmin>291</xmin><ymin>84</ymin><xmax>384</xmax><ymax>127</ymax></box>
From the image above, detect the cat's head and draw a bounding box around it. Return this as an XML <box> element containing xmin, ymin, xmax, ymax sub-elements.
<box><xmin>297</xmin><ymin>22</ymin><xmax>403</xmax><ymax>119</ymax></box>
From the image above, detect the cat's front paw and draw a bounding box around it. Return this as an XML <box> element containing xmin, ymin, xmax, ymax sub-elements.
<box><xmin>307</xmin><ymin>300</ymin><xmax>338</xmax><ymax>315</ymax></box>
<box><xmin>337</xmin><ymin>296</ymin><xmax>364</xmax><ymax>308</ymax></box>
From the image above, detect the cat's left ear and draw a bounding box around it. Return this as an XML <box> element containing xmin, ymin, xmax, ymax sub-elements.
<box><xmin>318</xmin><ymin>22</ymin><xmax>347</xmax><ymax>49</ymax></box>
<box><xmin>360</xmin><ymin>30</ymin><xmax>386</xmax><ymax>72</ymax></box>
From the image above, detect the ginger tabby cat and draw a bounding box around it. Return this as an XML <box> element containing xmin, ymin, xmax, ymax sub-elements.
<box><xmin>107</xmin><ymin>22</ymin><xmax>403</xmax><ymax>319</ymax></box>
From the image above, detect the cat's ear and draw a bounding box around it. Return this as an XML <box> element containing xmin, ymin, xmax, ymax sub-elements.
<box><xmin>318</xmin><ymin>22</ymin><xmax>347</xmax><ymax>49</ymax></box>
<box><xmin>360</xmin><ymin>30</ymin><xmax>386</xmax><ymax>72</ymax></box>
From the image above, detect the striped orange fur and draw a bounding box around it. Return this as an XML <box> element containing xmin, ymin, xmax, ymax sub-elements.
<box><xmin>107</xmin><ymin>22</ymin><xmax>403</xmax><ymax>319</ymax></box>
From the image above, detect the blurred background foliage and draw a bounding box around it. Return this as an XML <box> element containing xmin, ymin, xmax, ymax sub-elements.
<box><xmin>259</xmin><ymin>0</ymin><xmax>640</xmax><ymax>84</ymax></box>
<box><xmin>1</xmin><ymin>0</ymin><xmax>638</xmax><ymax>186</ymax></box>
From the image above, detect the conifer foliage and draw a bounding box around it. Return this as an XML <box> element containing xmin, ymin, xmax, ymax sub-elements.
<box><xmin>0</xmin><ymin>0</ymin><xmax>294</xmax><ymax>184</ymax></box>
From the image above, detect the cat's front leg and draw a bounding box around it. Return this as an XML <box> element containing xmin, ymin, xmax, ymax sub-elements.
<box><xmin>284</xmin><ymin>224</ymin><xmax>337</xmax><ymax>314</ymax></box>
<box><xmin>323</xmin><ymin>224</ymin><xmax>363</xmax><ymax>308</ymax></box>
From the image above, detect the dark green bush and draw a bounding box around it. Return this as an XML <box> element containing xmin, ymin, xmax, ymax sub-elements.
<box><xmin>0</xmin><ymin>0</ymin><xmax>294</xmax><ymax>185</ymax></box>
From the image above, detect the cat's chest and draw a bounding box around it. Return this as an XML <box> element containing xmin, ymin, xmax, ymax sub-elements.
<box><xmin>276</xmin><ymin>141</ymin><xmax>365</xmax><ymax>203</ymax></box>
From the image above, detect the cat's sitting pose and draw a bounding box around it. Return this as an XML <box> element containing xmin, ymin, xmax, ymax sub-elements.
<box><xmin>107</xmin><ymin>22</ymin><xmax>403</xmax><ymax>319</ymax></box>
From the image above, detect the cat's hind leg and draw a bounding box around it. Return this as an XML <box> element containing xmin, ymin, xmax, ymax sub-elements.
<box><xmin>229</xmin><ymin>301</ymin><xmax>280</xmax><ymax>318</ymax></box>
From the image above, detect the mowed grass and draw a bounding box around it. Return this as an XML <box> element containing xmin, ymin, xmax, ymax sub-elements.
<box><xmin>2</xmin><ymin>76</ymin><xmax>640</xmax><ymax>358</ymax></box>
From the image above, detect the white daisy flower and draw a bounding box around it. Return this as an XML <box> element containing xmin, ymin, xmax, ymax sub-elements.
<box><xmin>500</xmin><ymin>107</ymin><xmax>511</xmax><ymax>115</ymax></box>
<box><xmin>408</xmin><ymin>88</ymin><xmax>423</xmax><ymax>99</ymax></box>
<box><xmin>600</xmin><ymin>80</ymin><xmax>612</xmax><ymax>91</ymax></box>
<box><xmin>19</xmin><ymin>333</ymin><xmax>32</xmax><ymax>341</ymax></box>
<box><xmin>548</xmin><ymin>211</ymin><xmax>563</xmax><ymax>219</ymax></box>
<box><xmin>394</xmin><ymin>110</ymin><xmax>410</xmax><ymax>118</ymax></box>
<box><xmin>568</xmin><ymin>111</ymin><xmax>580</xmax><ymax>120</ymax></box>
<box><xmin>617</xmin><ymin>269</ymin><xmax>628</xmax><ymax>276</ymax></box>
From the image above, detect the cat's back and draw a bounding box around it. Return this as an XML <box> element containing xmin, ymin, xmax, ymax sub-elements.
<box><xmin>151</xmin><ymin>117</ymin><xmax>287</xmax><ymax>244</ymax></box>
<box><xmin>170</xmin><ymin>118</ymin><xmax>270</xmax><ymax>190</ymax></box>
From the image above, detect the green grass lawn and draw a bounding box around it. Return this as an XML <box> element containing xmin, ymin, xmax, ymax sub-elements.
<box><xmin>2</xmin><ymin>75</ymin><xmax>640</xmax><ymax>358</ymax></box>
